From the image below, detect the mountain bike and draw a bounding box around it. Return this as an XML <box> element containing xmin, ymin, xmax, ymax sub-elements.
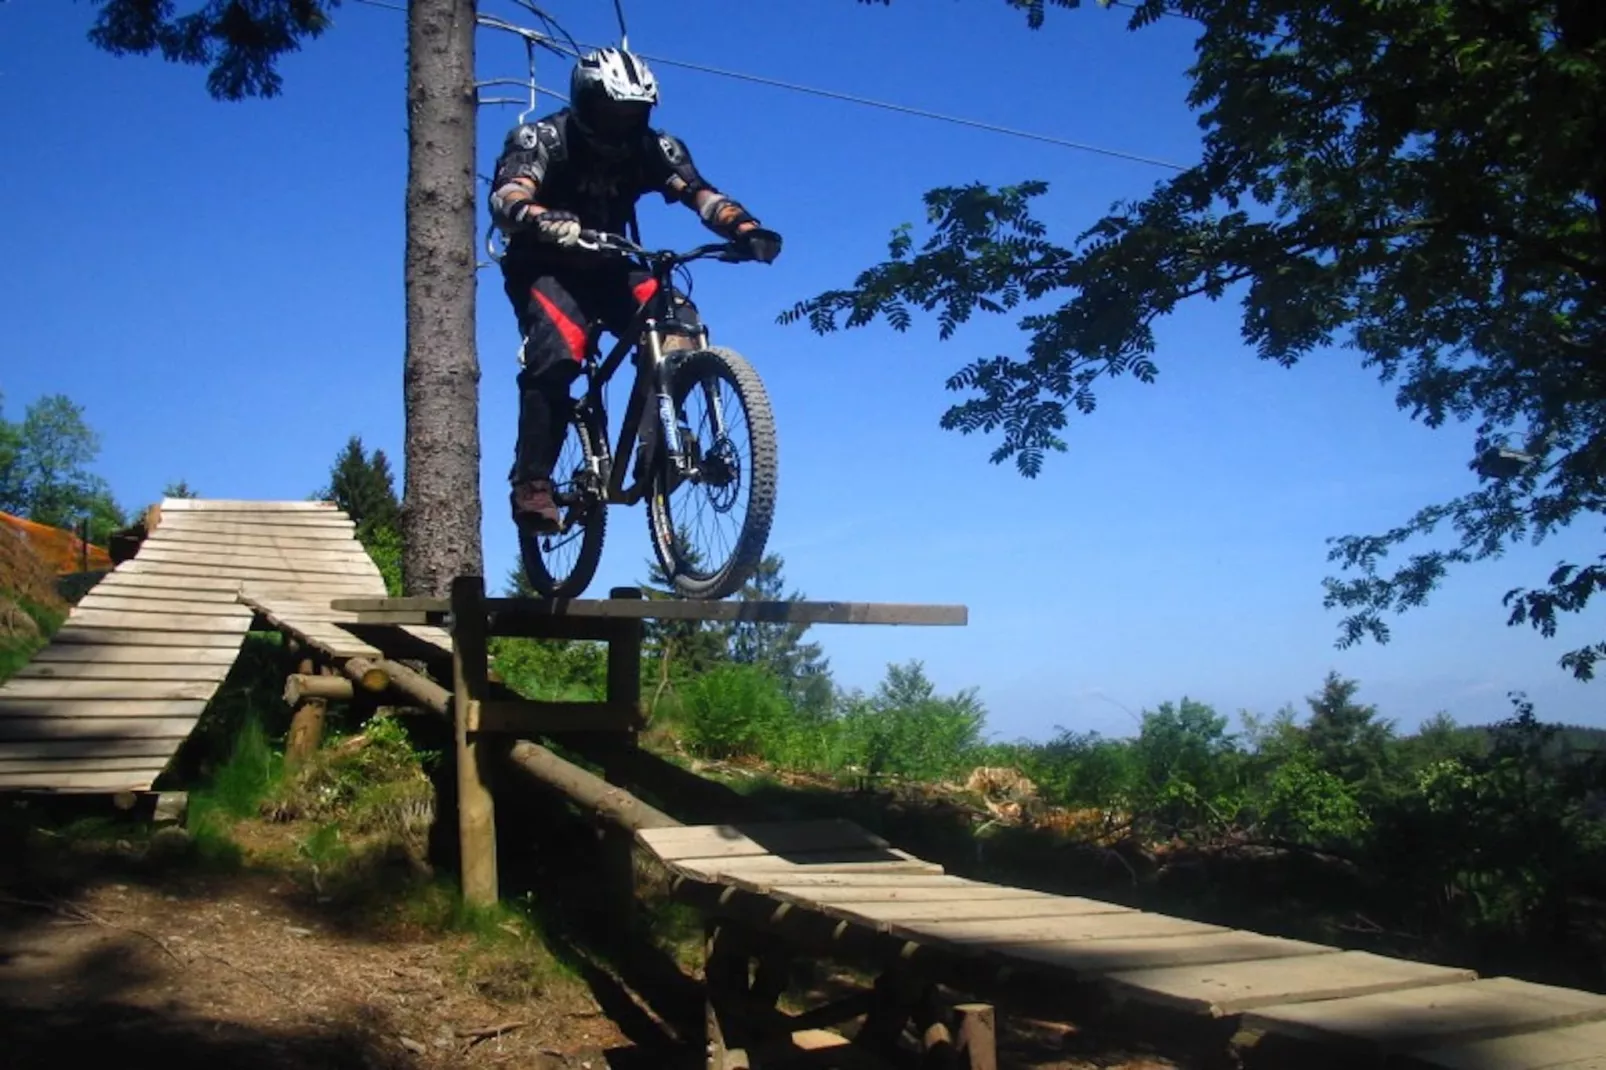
<box><xmin>519</xmin><ymin>228</ymin><xmax>780</xmax><ymax>601</ymax></box>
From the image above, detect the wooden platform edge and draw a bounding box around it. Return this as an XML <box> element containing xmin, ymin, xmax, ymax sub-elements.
<box><xmin>331</xmin><ymin>595</ymin><xmax>969</xmax><ymax>627</ymax></box>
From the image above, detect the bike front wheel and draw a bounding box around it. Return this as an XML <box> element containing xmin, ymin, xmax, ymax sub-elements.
<box><xmin>646</xmin><ymin>346</ymin><xmax>777</xmax><ymax>600</ymax></box>
<box><xmin>521</xmin><ymin>400</ymin><xmax>608</xmax><ymax>599</ymax></box>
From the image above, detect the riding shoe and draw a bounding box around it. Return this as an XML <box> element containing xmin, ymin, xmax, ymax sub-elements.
<box><xmin>511</xmin><ymin>479</ymin><xmax>561</xmax><ymax>535</ymax></box>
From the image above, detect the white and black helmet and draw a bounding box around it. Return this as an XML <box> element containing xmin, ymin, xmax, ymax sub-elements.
<box><xmin>571</xmin><ymin>47</ymin><xmax>659</xmax><ymax>143</ymax></box>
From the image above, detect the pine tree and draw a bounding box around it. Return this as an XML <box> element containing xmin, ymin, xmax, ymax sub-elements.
<box><xmin>724</xmin><ymin>553</ymin><xmax>832</xmax><ymax>715</ymax></box>
<box><xmin>1305</xmin><ymin>671</ymin><xmax>1396</xmax><ymax>793</ymax></box>
<box><xmin>319</xmin><ymin>436</ymin><xmax>400</xmax><ymax>535</ymax></box>
<box><xmin>316</xmin><ymin>435</ymin><xmax>403</xmax><ymax>595</ymax></box>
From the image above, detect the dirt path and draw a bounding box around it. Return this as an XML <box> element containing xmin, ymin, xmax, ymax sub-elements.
<box><xmin>0</xmin><ymin>866</ymin><xmax>626</xmax><ymax>1069</ymax></box>
<box><xmin>0</xmin><ymin>814</ymin><xmax>1185</xmax><ymax>1070</ymax></box>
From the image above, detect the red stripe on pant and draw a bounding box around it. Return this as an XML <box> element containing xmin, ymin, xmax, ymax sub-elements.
<box><xmin>632</xmin><ymin>278</ymin><xmax>659</xmax><ymax>306</ymax></box>
<box><xmin>533</xmin><ymin>288</ymin><xmax>588</xmax><ymax>363</ymax></box>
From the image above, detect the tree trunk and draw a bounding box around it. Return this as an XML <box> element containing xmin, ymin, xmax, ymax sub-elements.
<box><xmin>403</xmin><ymin>0</ymin><xmax>482</xmax><ymax>597</ymax></box>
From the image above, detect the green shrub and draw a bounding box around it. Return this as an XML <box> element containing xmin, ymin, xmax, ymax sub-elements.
<box><xmin>673</xmin><ymin>663</ymin><xmax>792</xmax><ymax>760</ymax></box>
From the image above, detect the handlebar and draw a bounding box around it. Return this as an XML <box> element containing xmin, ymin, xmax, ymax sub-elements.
<box><xmin>574</xmin><ymin>229</ymin><xmax>767</xmax><ymax>267</ymax></box>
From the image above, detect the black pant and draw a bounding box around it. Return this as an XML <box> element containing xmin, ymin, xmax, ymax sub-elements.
<box><xmin>505</xmin><ymin>260</ymin><xmax>701</xmax><ymax>502</ymax></box>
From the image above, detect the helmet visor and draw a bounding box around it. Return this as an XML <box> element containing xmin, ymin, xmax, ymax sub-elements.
<box><xmin>587</xmin><ymin>98</ymin><xmax>651</xmax><ymax>139</ymax></box>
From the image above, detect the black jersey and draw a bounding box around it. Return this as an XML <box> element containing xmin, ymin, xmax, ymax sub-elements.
<box><xmin>489</xmin><ymin>108</ymin><xmax>713</xmax><ymax>240</ymax></box>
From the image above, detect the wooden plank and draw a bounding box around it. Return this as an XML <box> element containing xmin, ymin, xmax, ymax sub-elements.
<box><xmin>828</xmin><ymin>896</ymin><xmax>1135</xmax><ymax>925</ymax></box>
<box><xmin>673</xmin><ymin>851</ymin><xmax>945</xmax><ymax>879</ymax></box>
<box><xmin>240</xmin><ymin>585</ymin><xmax>385</xmax><ymax>602</ymax></box>
<box><xmin>278</xmin><ymin>624</ymin><xmax>382</xmax><ymax>658</ymax></box>
<box><xmin>773</xmin><ymin>883</ymin><xmax>1057</xmax><ymax>903</ymax></box>
<box><xmin>49</xmin><ymin>626</ymin><xmax>246</xmax><ymax>648</ymax></box>
<box><xmin>0</xmin><ymin>737</ymin><xmax>190</xmax><ymax>760</ymax></box>
<box><xmin>128</xmin><ymin>561</ymin><xmax>383</xmax><ymax>586</ymax></box>
<box><xmin>152</xmin><ymin>526</ymin><xmax>361</xmax><ymax>546</ymax></box>
<box><xmin>77</xmin><ymin>594</ymin><xmax>253</xmax><ymax>617</ymax></box>
<box><xmin>718</xmin><ymin>873</ymin><xmax>982</xmax><ymax>892</ymax></box>
<box><xmin>643</xmin><ymin>820</ymin><xmax>892</xmax><ymax>862</ymax></box>
<box><xmin>1242</xmin><ymin>977</ymin><xmax>1606</xmax><ymax>1055</ymax></box>
<box><xmin>988</xmin><ymin>931</ymin><xmax>1342</xmax><ymax>977</ymax></box>
<box><xmin>142</xmin><ymin>543</ymin><xmax>372</xmax><ymax>565</ymax></box>
<box><xmin>334</xmin><ymin>596</ymin><xmax>969</xmax><ymax>627</ymax></box>
<box><xmin>140</xmin><ymin>544</ymin><xmax>376</xmax><ymax>568</ymax></box>
<box><xmin>245</xmin><ymin>605</ymin><xmax>381</xmax><ymax>657</ymax></box>
<box><xmin>400</xmin><ymin>625</ymin><xmax>453</xmax><ymax>652</ymax></box>
<box><xmin>1405</xmin><ymin>1021</ymin><xmax>1606</xmax><ymax>1070</ymax></box>
<box><xmin>243</xmin><ymin>606</ymin><xmax>356</xmax><ymax>623</ymax></box>
<box><xmin>244</xmin><ymin>596</ymin><xmax>346</xmax><ymax>616</ymax></box>
<box><xmin>12</xmin><ymin>662</ymin><xmax>232</xmax><ymax>683</ymax></box>
<box><xmin>29</xmin><ymin>644</ymin><xmax>242</xmax><ymax>665</ymax></box>
<box><xmin>66</xmin><ymin>609</ymin><xmax>254</xmax><ymax>633</ymax></box>
<box><xmin>893</xmin><ymin>911</ymin><xmax>1228</xmax><ymax>947</ymax></box>
<box><xmin>155</xmin><ymin>518</ymin><xmax>357</xmax><ymax>537</ymax></box>
<box><xmin>137</xmin><ymin>546</ymin><xmax>382</xmax><ymax>578</ymax></box>
<box><xmin>1104</xmin><ymin>950</ymin><xmax>1476</xmax><ymax>1017</ymax></box>
<box><xmin>0</xmin><ymin>695</ymin><xmax>212</xmax><ymax>721</ymax></box>
<box><xmin>159</xmin><ymin>498</ymin><xmax>345</xmax><ymax>512</ymax></box>
<box><xmin>83</xmin><ymin>578</ymin><xmax>244</xmax><ymax>602</ymax></box>
<box><xmin>0</xmin><ymin>679</ymin><xmax>220</xmax><ymax>701</ymax></box>
<box><xmin>0</xmin><ymin>714</ymin><xmax>203</xmax><ymax>741</ymax></box>
<box><xmin>0</xmin><ymin>755</ymin><xmax>172</xmax><ymax>773</ymax></box>
<box><xmin>0</xmin><ymin>769</ymin><xmax>166</xmax><ymax>791</ymax></box>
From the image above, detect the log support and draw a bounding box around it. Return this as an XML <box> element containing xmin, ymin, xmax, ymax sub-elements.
<box><xmin>697</xmin><ymin>913</ymin><xmax>998</xmax><ymax>1070</ymax></box>
<box><xmin>452</xmin><ymin>574</ymin><xmax>498</xmax><ymax>907</ymax></box>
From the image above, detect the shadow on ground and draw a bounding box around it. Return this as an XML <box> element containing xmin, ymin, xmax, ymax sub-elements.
<box><xmin>0</xmin><ymin>897</ymin><xmax>413</xmax><ymax>1070</ymax></box>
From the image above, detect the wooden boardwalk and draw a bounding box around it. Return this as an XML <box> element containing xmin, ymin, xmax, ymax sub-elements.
<box><xmin>5</xmin><ymin>499</ymin><xmax>1604</xmax><ymax>1065</ymax></box>
<box><xmin>640</xmin><ymin>821</ymin><xmax>1606</xmax><ymax>1068</ymax></box>
<box><xmin>0</xmin><ymin>498</ymin><xmax>390</xmax><ymax>792</ymax></box>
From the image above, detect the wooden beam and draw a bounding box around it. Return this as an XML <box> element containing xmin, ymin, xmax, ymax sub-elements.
<box><xmin>374</xmin><ymin>657</ymin><xmax>450</xmax><ymax>714</ymax></box>
<box><xmin>506</xmin><ymin>739</ymin><xmax>680</xmax><ymax>832</ymax></box>
<box><xmin>283</xmin><ymin>674</ymin><xmax>355</xmax><ymax>706</ymax></box>
<box><xmin>452</xmin><ymin>575</ymin><xmax>498</xmax><ymax>907</ymax></box>
<box><xmin>342</xmin><ymin>657</ymin><xmax>391</xmax><ymax>694</ymax></box>
<box><xmin>331</xmin><ymin>595</ymin><xmax>969</xmax><ymax>627</ymax></box>
<box><xmin>954</xmin><ymin>1004</ymin><xmax>997</xmax><ymax>1070</ymax></box>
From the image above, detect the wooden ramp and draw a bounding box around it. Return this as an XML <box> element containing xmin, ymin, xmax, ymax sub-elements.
<box><xmin>640</xmin><ymin>821</ymin><xmax>1606</xmax><ymax>1069</ymax></box>
<box><xmin>0</xmin><ymin>498</ymin><xmax>389</xmax><ymax>792</ymax></box>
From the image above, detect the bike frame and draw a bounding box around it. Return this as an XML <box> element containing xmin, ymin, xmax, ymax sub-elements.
<box><xmin>567</xmin><ymin>233</ymin><xmax>737</xmax><ymax>510</ymax></box>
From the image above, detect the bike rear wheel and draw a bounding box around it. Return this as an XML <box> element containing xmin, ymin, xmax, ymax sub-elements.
<box><xmin>521</xmin><ymin>401</ymin><xmax>607</xmax><ymax>598</ymax></box>
<box><xmin>646</xmin><ymin>346</ymin><xmax>778</xmax><ymax>600</ymax></box>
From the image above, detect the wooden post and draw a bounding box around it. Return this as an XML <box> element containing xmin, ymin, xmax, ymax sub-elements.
<box><xmin>704</xmin><ymin>920</ymin><xmax>750</xmax><ymax>1070</ymax></box>
<box><xmin>285</xmin><ymin>697</ymin><xmax>328</xmax><ymax>769</ymax></box>
<box><xmin>596</xmin><ymin>586</ymin><xmax>645</xmax><ymax>941</ymax></box>
<box><xmin>452</xmin><ymin>574</ymin><xmax>498</xmax><ymax>907</ymax></box>
<box><xmin>953</xmin><ymin>1004</ymin><xmax>997</xmax><ymax>1070</ymax></box>
<box><xmin>606</xmin><ymin>585</ymin><xmax>644</xmax><ymax>731</ymax></box>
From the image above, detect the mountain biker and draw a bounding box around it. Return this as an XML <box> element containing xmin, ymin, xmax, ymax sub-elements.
<box><xmin>488</xmin><ymin>46</ymin><xmax>783</xmax><ymax>537</ymax></box>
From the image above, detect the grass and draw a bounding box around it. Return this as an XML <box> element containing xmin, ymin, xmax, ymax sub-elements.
<box><xmin>0</xmin><ymin>594</ymin><xmax>65</xmax><ymax>682</ymax></box>
<box><xmin>171</xmin><ymin>685</ymin><xmax>582</xmax><ymax>1002</ymax></box>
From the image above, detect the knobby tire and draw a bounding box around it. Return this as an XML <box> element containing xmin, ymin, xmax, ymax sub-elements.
<box><xmin>522</xmin><ymin>401</ymin><xmax>608</xmax><ymax>599</ymax></box>
<box><xmin>646</xmin><ymin>346</ymin><xmax>778</xmax><ymax>600</ymax></box>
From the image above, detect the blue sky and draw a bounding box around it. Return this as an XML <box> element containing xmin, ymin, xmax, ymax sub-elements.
<box><xmin>2</xmin><ymin>0</ymin><xmax>1600</xmax><ymax>741</ymax></box>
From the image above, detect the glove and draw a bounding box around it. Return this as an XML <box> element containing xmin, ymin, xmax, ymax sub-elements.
<box><xmin>524</xmin><ymin>207</ymin><xmax>582</xmax><ymax>247</ymax></box>
<box><xmin>736</xmin><ymin>226</ymin><xmax>782</xmax><ymax>264</ymax></box>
